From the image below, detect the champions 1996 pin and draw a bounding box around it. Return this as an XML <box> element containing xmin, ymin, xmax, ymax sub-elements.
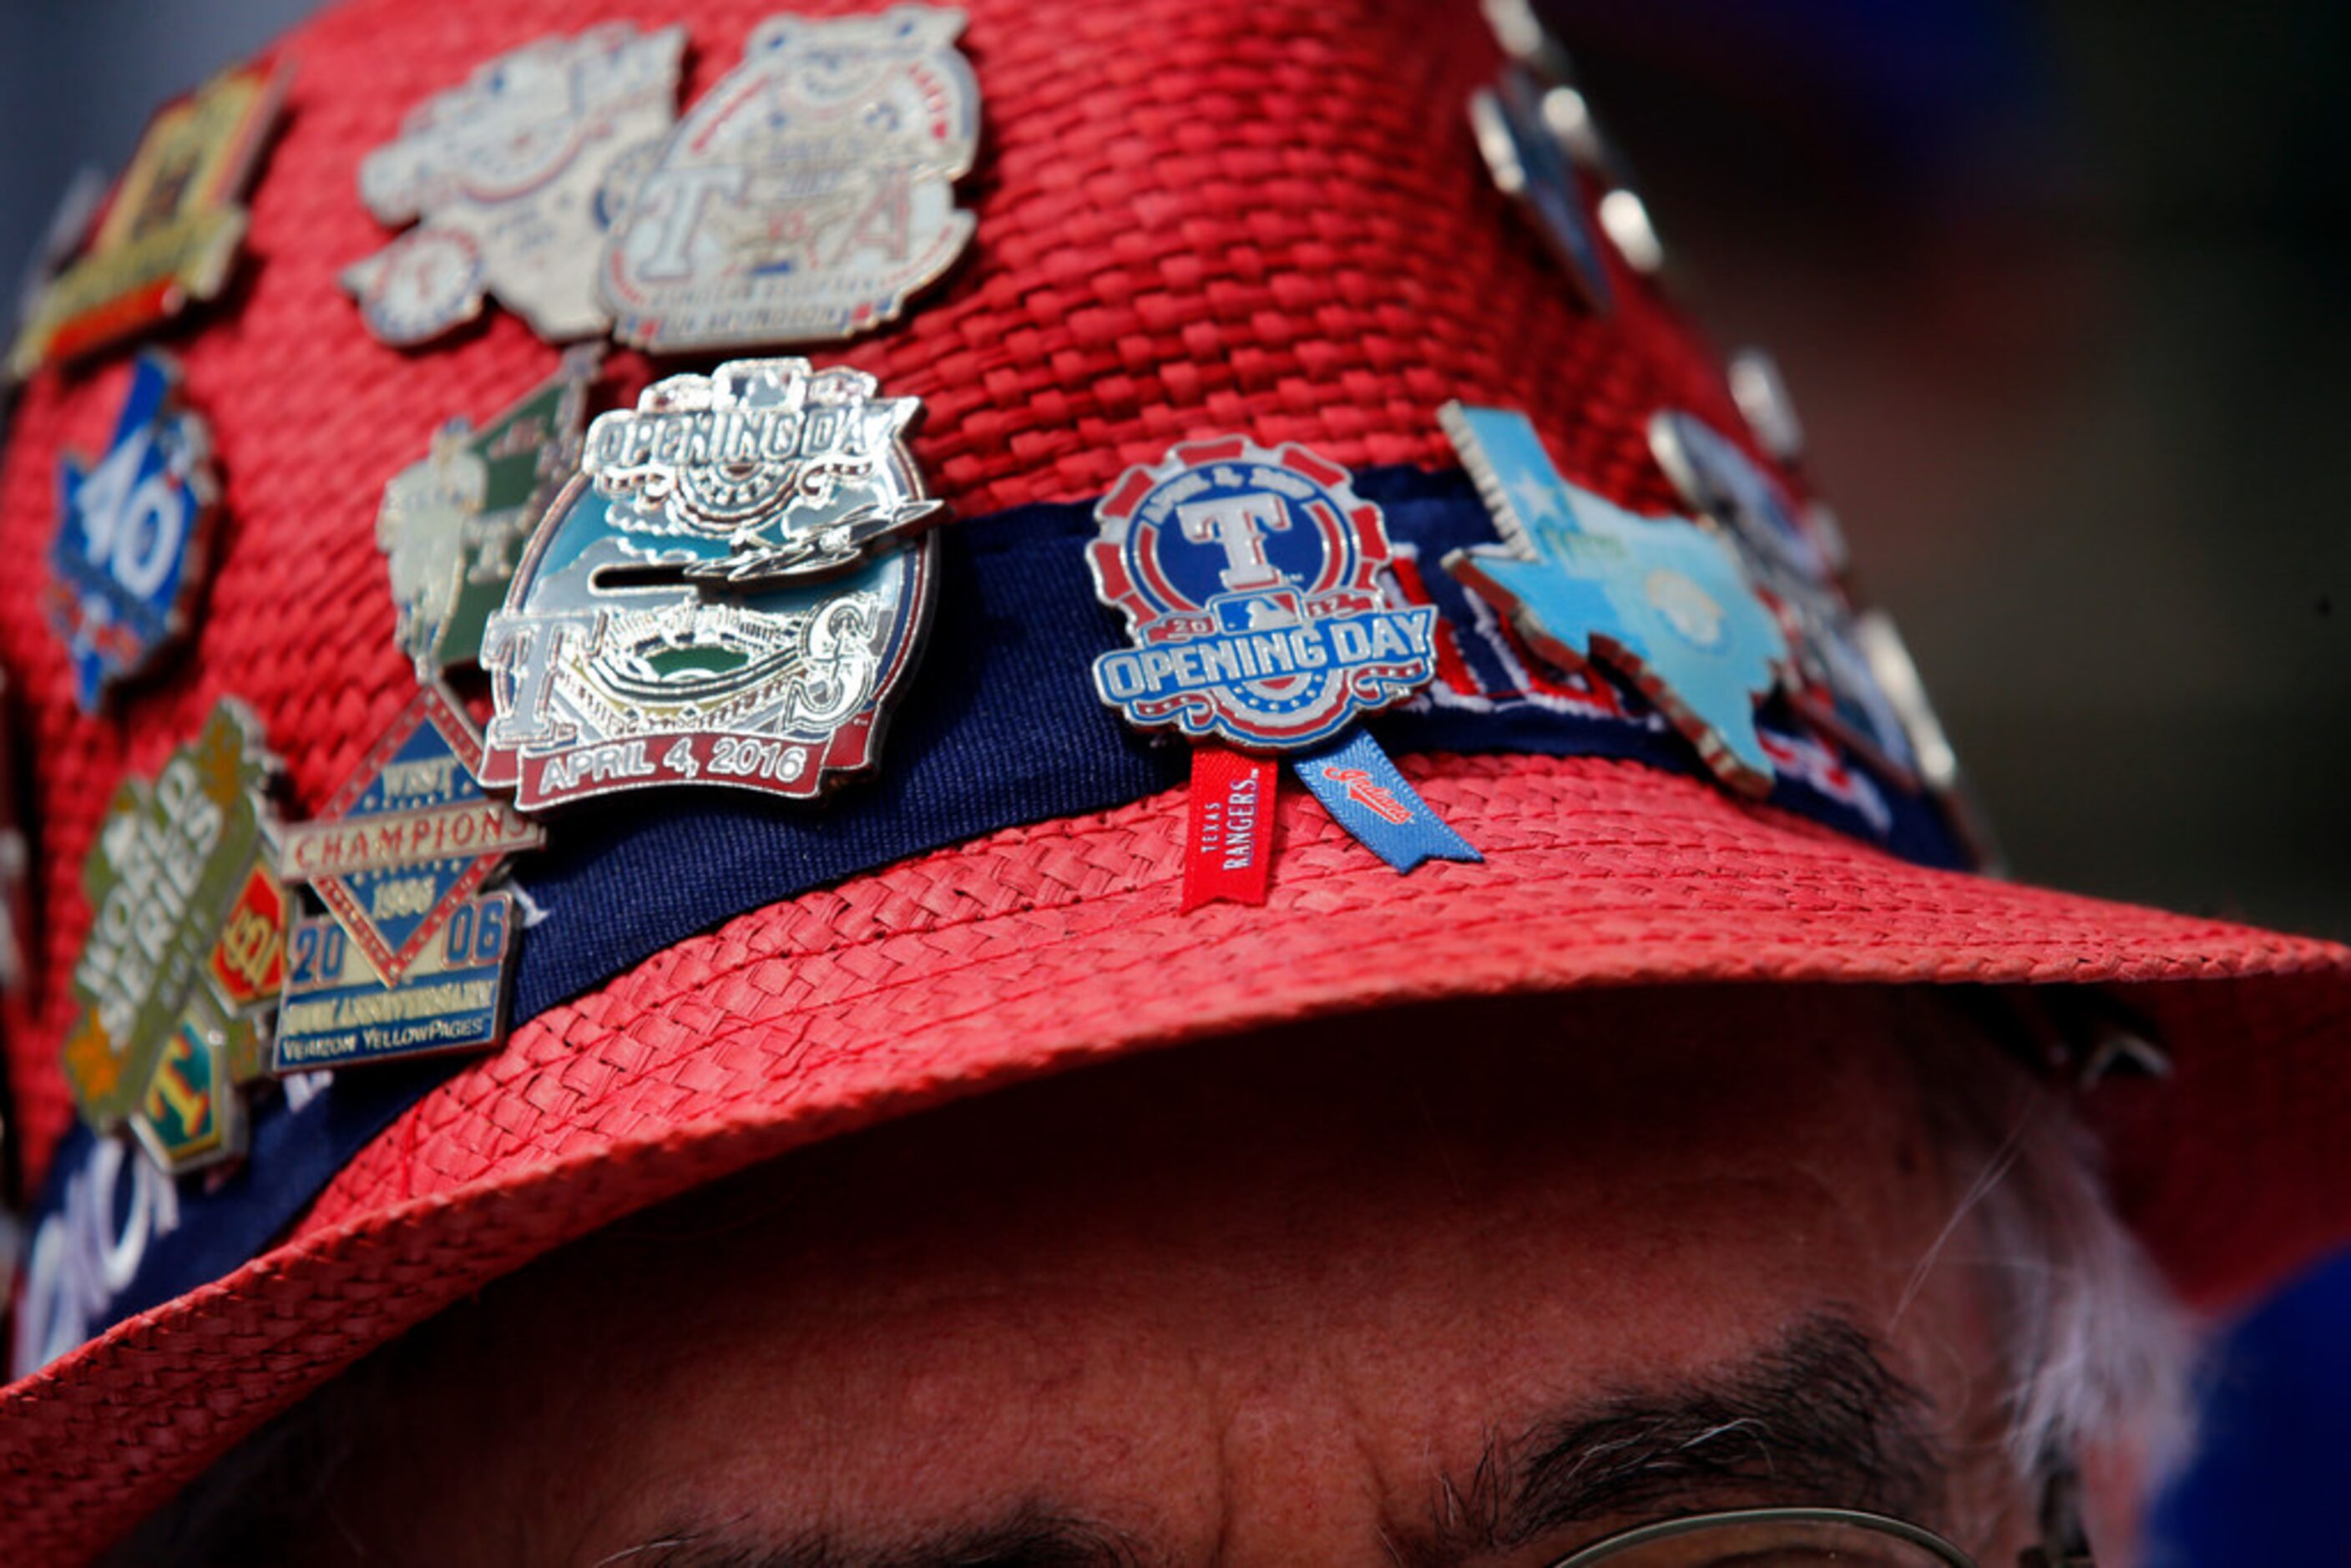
<box><xmin>273</xmin><ymin>685</ymin><xmax>541</xmax><ymax>1070</ymax></box>
<box><xmin>60</xmin><ymin>701</ymin><xmax>289</xmax><ymax>1175</ymax></box>
<box><xmin>48</xmin><ymin>351</ymin><xmax>221</xmax><ymax>714</ymax></box>
<box><xmin>377</xmin><ymin>345</ymin><xmax>597</xmax><ymax>673</ymax></box>
<box><xmin>598</xmin><ymin>7</ymin><xmax>981</xmax><ymax>352</ymax></box>
<box><xmin>481</xmin><ymin>357</ymin><xmax>944</xmax><ymax>808</ymax></box>
<box><xmin>344</xmin><ymin>24</ymin><xmax>686</xmax><ymax>346</ymax></box>
<box><xmin>9</xmin><ymin>58</ymin><xmax>289</xmax><ymax>379</ymax></box>
<box><xmin>1087</xmin><ymin>437</ymin><xmax>1475</xmax><ymax>909</ymax></box>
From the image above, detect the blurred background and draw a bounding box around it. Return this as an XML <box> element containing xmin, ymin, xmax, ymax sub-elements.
<box><xmin>2</xmin><ymin>0</ymin><xmax>2344</xmax><ymax>1558</ymax></box>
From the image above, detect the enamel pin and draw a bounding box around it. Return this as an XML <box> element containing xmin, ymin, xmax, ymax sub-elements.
<box><xmin>1477</xmin><ymin>0</ymin><xmax>1665</xmax><ymax>279</ymax></box>
<box><xmin>3</xmin><ymin>166</ymin><xmax>106</xmax><ymax>393</ymax></box>
<box><xmin>273</xmin><ymin>685</ymin><xmax>537</xmax><ymax>1071</ymax></box>
<box><xmin>482</xmin><ymin>358</ymin><xmax>943</xmax><ymax>807</ymax></box>
<box><xmin>1726</xmin><ymin>346</ymin><xmax>1852</xmax><ymax>572</ymax></box>
<box><xmin>1468</xmin><ymin>62</ymin><xmax>1613</xmax><ymax>314</ymax></box>
<box><xmin>1088</xmin><ymin>438</ymin><xmax>1472</xmax><ymax>907</ymax></box>
<box><xmin>1088</xmin><ymin>438</ymin><xmax>1438</xmax><ymax>751</ymax></box>
<box><xmin>274</xmin><ymin>891</ymin><xmax>518</xmax><ymax>1072</ymax></box>
<box><xmin>59</xmin><ymin>701</ymin><xmax>285</xmax><ymax>1174</ymax></box>
<box><xmin>134</xmin><ymin>835</ymin><xmax>288</xmax><ymax>1176</ymax></box>
<box><xmin>1850</xmin><ymin>610</ymin><xmax>2004</xmax><ymax>873</ymax></box>
<box><xmin>345</xmin><ymin>24</ymin><xmax>686</xmax><ymax>346</ymax></box>
<box><xmin>1648</xmin><ymin>409</ymin><xmax>1914</xmax><ymax>780</ymax></box>
<box><xmin>377</xmin><ymin>346</ymin><xmax>598</xmax><ymax>673</ymax></box>
<box><xmin>48</xmin><ymin>352</ymin><xmax>220</xmax><ymax>714</ymax></box>
<box><xmin>9</xmin><ymin>58</ymin><xmax>289</xmax><ymax>379</ymax></box>
<box><xmin>599</xmin><ymin>6</ymin><xmax>981</xmax><ymax>351</ymax></box>
<box><xmin>278</xmin><ymin>685</ymin><xmax>542</xmax><ymax>988</ymax></box>
<box><xmin>1441</xmin><ymin>403</ymin><xmax>1788</xmax><ymax>795</ymax></box>
<box><xmin>0</xmin><ymin>676</ymin><xmax>30</xmax><ymax>995</ymax></box>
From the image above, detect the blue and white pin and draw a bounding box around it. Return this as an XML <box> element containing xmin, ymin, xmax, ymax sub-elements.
<box><xmin>273</xmin><ymin>684</ymin><xmax>542</xmax><ymax>1071</ymax></box>
<box><xmin>48</xmin><ymin>352</ymin><xmax>220</xmax><ymax>713</ymax></box>
<box><xmin>1088</xmin><ymin>437</ymin><xmax>1479</xmax><ymax>882</ymax></box>
<box><xmin>1439</xmin><ymin>403</ymin><xmax>1787</xmax><ymax>795</ymax></box>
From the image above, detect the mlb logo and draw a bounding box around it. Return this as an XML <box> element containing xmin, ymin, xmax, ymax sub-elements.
<box><xmin>1212</xmin><ymin>590</ymin><xmax>1306</xmax><ymax>635</ymax></box>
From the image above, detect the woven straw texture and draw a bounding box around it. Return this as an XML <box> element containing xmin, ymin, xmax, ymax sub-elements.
<box><xmin>0</xmin><ymin>0</ymin><xmax>2346</xmax><ymax>1558</ymax></box>
<box><xmin>4</xmin><ymin>754</ymin><xmax>2349</xmax><ymax>1560</ymax></box>
<box><xmin>0</xmin><ymin>0</ymin><xmax>1746</xmax><ymax>1187</ymax></box>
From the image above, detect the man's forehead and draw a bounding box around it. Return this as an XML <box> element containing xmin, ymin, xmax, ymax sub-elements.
<box><xmin>505</xmin><ymin>990</ymin><xmax>1985</xmax><ymax>1557</ymax></box>
<box><xmin>616</xmin><ymin>1318</ymin><xmax>1946</xmax><ymax>1567</ymax></box>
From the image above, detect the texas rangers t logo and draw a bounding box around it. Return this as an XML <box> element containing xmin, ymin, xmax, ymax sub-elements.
<box><xmin>1086</xmin><ymin>438</ymin><xmax>1438</xmax><ymax>752</ymax></box>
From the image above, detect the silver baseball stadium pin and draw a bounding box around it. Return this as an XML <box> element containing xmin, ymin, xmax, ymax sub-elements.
<box><xmin>480</xmin><ymin>357</ymin><xmax>946</xmax><ymax>808</ymax></box>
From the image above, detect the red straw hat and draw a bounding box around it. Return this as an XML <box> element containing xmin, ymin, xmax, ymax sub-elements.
<box><xmin>2</xmin><ymin>0</ymin><xmax>2347</xmax><ymax>1559</ymax></box>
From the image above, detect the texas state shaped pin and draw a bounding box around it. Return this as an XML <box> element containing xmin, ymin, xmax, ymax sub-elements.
<box><xmin>1439</xmin><ymin>402</ymin><xmax>1787</xmax><ymax>795</ymax></box>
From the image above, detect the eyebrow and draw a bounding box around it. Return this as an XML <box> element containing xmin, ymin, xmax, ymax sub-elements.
<box><xmin>1396</xmin><ymin>1313</ymin><xmax>1944</xmax><ymax>1564</ymax></box>
<box><xmin>620</xmin><ymin>1315</ymin><xmax>1943</xmax><ymax>1568</ymax></box>
<box><xmin>611</xmin><ymin>1510</ymin><xmax>1145</xmax><ymax>1568</ymax></box>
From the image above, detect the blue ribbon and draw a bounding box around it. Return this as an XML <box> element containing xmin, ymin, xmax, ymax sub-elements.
<box><xmin>1291</xmin><ymin>730</ymin><xmax>1482</xmax><ymax>873</ymax></box>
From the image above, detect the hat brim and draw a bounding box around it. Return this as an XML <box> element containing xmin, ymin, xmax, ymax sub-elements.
<box><xmin>5</xmin><ymin>751</ymin><xmax>2348</xmax><ymax>1560</ymax></box>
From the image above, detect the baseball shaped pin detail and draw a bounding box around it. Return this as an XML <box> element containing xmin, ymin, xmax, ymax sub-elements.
<box><xmin>599</xmin><ymin>6</ymin><xmax>982</xmax><ymax>351</ymax></box>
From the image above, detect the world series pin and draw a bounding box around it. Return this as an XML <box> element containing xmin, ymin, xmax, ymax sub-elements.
<box><xmin>345</xmin><ymin>24</ymin><xmax>686</xmax><ymax>346</ymax></box>
<box><xmin>599</xmin><ymin>6</ymin><xmax>981</xmax><ymax>351</ymax></box>
<box><xmin>59</xmin><ymin>701</ymin><xmax>287</xmax><ymax>1175</ymax></box>
<box><xmin>48</xmin><ymin>352</ymin><xmax>220</xmax><ymax>714</ymax></box>
<box><xmin>10</xmin><ymin>58</ymin><xmax>289</xmax><ymax>378</ymax></box>
<box><xmin>1441</xmin><ymin>403</ymin><xmax>1789</xmax><ymax>795</ymax></box>
<box><xmin>482</xmin><ymin>357</ymin><xmax>943</xmax><ymax>808</ymax></box>
<box><xmin>1088</xmin><ymin>437</ymin><xmax>1475</xmax><ymax>908</ymax></box>
<box><xmin>377</xmin><ymin>346</ymin><xmax>597</xmax><ymax>673</ymax></box>
<box><xmin>272</xmin><ymin>685</ymin><xmax>540</xmax><ymax>1071</ymax></box>
<box><xmin>134</xmin><ymin>824</ymin><xmax>289</xmax><ymax>1178</ymax></box>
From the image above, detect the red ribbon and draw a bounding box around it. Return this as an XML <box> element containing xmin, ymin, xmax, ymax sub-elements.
<box><xmin>1180</xmin><ymin>746</ymin><xmax>1278</xmax><ymax>911</ymax></box>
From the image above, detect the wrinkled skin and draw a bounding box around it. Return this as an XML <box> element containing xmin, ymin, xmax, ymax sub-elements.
<box><xmin>132</xmin><ymin>987</ymin><xmax>2146</xmax><ymax>1565</ymax></box>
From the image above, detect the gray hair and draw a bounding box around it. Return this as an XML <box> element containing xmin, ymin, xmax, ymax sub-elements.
<box><xmin>1904</xmin><ymin>994</ymin><xmax>2200</xmax><ymax>1503</ymax></box>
